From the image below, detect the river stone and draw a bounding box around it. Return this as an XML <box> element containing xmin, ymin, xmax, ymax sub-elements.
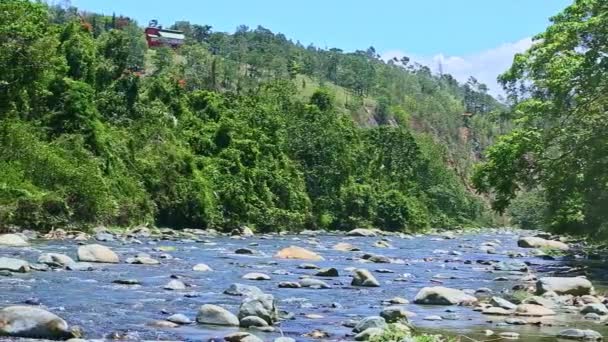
<box><xmin>113</xmin><ymin>279</ymin><xmax>140</xmax><ymax>285</ymax></box>
<box><xmin>298</xmin><ymin>263</ymin><xmax>319</xmax><ymax>269</ymax></box>
<box><xmin>243</xmin><ymin>272</ymin><xmax>271</xmax><ymax>281</ymax></box>
<box><xmin>148</xmin><ymin>320</ymin><xmax>178</xmax><ymax>328</ymax></box>
<box><xmin>196</xmin><ymin>304</ymin><xmax>239</xmax><ymax>326</ymax></box>
<box><xmin>482</xmin><ymin>307</ymin><xmax>513</xmax><ymax>315</ymax></box>
<box><xmin>518</xmin><ymin>236</ymin><xmax>569</xmax><ymax>251</ymax></box>
<box><xmin>315</xmin><ymin>267</ymin><xmax>339</xmax><ymax>277</ymax></box>
<box><xmin>413</xmin><ymin>286</ymin><xmax>478</xmax><ymax>305</ymax></box>
<box><xmin>515</xmin><ymin>304</ymin><xmax>556</xmax><ymax>316</ymax></box>
<box><xmin>347</xmin><ymin>228</ymin><xmax>377</xmax><ymax>237</ymax></box>
<box><xmin>380</xmin><ymin>307</ymin><xmax>413</xmax><ymax>322</ymax></box>
<box><xmin>493</xmin><ymin>261</ymin><xmax>528</xmax><ymax>272</ymax></box>
<box><xmin>238</xmin><ymin>294</ymin><xmax>279</xmax><ymax>324</ymax></box>
<box><xmin>274</xmin><ymin>246</ymin><xmax>324</xmax><ymax>261</ymax></box>
<box><xmin>224</xmin><ymin>283</ymin><xmax>264</xmax><ymax>297</ymax></box>
<box><xmin>0</xmin><ymin>234</ymin><xmax>29</xmax><ymax>247</ymax></box>
<box><xmin>77</xmin><ymin>244</ymin><xmax>119</xmax><ymax>263</ymax></box>
<box><xmin>351</xmin><ymin>269</ymin><xmax>380</xmax><ymax>287</ymax></box>
<box><xmin>333</xmin><ymin>242</ymin><xmax>358</xmax><ymax>251</ymax></box>
<box><xmin>0</xmin><ymin>257</ymin><xmax>30</xmax><ymax>273</ymax></box>
<box><xmin>126</xmin><ymin>254</ymin><xmax>159</xmax><ymax>265</ymax></box>
<box><xmin>0</xmin><ymin>306</ymin><xmax>77</xmax><ymax>339</ymax></box>
<box><xmin>581</xmin><ymin>303</ymin><xmax>608</xmax><ymax>316</ymax></box>
<box><xmin>167</xmin><ymin>313</ymin><xmax>192</xmax><ymax>324</ymax></box>
<box><xmin>235</xmin><ymin>248</ymin><xmax>255</xmax><ymax>255</ymax></box>
<box><xmin>224</xmin><ymin>332</ymin><xmax>263</xmax><ymax>342</ymax></box>
<box><xmin>164</xmin><ymin>279</ymin><xmax>186</xmax><ymax>290</ymax></box>
<box><xmin>491</xmin><ymin>296</ymin><xmax>517</xmax><ymax>310</ymax></box>
<box><xmin>353</xmin><ymin>316</ymin><xmax>387</xmax><ymax>333</ymax></box>
<box><xmin>354</xmin><ymin>327</ymin><xmax>384</xmax><ymax>341</ymax></box>
<box><xmin>557</xmin><ymin>329</ymin><xmax>603</xmax><ymax>341</ymax></box>
<box><xmin>240</xmin><ymin>315</ymin><xmax>269</xmax><ymax>328</ymax></box>
<box><xmin>192</xmin><ymin>263</ymin><xmax>213</xmax><ymax>272</ymax></box>
<box><xmin>298</xmin><ymin>278</ymin><xmax>331</xmax><ymax>289</ymax></box>
<box><xmin>38</xmin><ymin>253</ymin><xmax>75</xmax><ymax>268</ymax></box>
<box><xmin>537</xmin><ymin>277</ymin><xmax>594</xmax><ymax>296</ymax></box>
<box><xmin>278</xmin><ymin>281</ymin><xmax>301</xmax><ymax>288</ymax></box>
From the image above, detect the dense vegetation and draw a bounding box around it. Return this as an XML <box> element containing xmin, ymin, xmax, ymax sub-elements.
<box><xmin>474</xmin><ymin>0</ymin><xmax>608</xmax><ymax>237</ymax></box>
<box><xmin>0</xmin><ymin>0</ymin><xmax>506</xmax><ymax>232</ymax></box>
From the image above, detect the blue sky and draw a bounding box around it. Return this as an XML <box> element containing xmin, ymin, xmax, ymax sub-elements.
<box><xmin>67</xmin><ymin>0</ymin><xmax>572</xmax><ymax>94</ymax></box>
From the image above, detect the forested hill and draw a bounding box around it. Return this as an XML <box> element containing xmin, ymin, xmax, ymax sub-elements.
<box><xmin>0</xmin><ymin>1</ymin><xmax>508</xmax><ymax>232</ymax></box>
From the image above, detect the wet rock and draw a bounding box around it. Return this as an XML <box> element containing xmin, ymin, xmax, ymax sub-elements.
<box><xmin>235</xmin><ymin>248</ymin><xmax>255</xmax><ymax>255</ymax></box>
<box><xmin>148</xmin><ymin>320</ymin><xmax>178</xmax><ymax>328</ymax></box>
<box><xmin>278</xmin><ymin>281</ymin><xmax>301</xmax><ymax>288</ymax></box>
<box><xmin>299</xmin><ymin>278</ymin><xmax>331</xmax><ymax>289</ymax></box>
<box><xmin>385</xmin><ymin>297</ymin><xmax>409</xmax><ymax>305</ymax></box>
<box><xmin>164</xmin><ymin>279</ymin><xmax>186</xmax><ymax>290</ymax></box>
<box><xmin>224</xmin><ymin>332</ymin><xmax>263</xmax><ymax>342</ymax></box>
<box><xmin>374</xmin><ymin>240</ymin><xmax>392</xmax><ymax>248</ymax></box>
<box><xmin>315</xmin><ymin>267</ymin><xmax>339</xmax><ymax>277</ymax></box>
<box><xmin>537</xmin><ymin>277</ymin><xmax>594</xmax><ymax>296</ymax></box>
<box><xmin>298</xmin><ymin>263</ymin><xmax>319</xmax><ymax>269</ymax></box>
<box><xmin>224</xmin><ymin>283</ymin><xmax>264</xmax><ymax>297</ymax></box>
<box><xmin>274</xmin><ymin>246</ymin><xmax>324</xmax><ymax>261</ymax></box>
<box><xmin>557</xmin><ymin>329</ymin><xmax>603</xmax><ymax>341</ymax></box>
<box><xmin>0</xmin><ymin>306</ymin><xmax>78</xmax><ymax>340</ymax></box>
<box><xmin>351</xmin><ymin>269</ymin><xmax>380</xmax><ymax>287</ymax></box>
<box><xmin>362</xmin><ymin>253</ymin><xmax>391</xmax><ymax>263</ymax></box>
<box><xmin>197</xmin><ymin>304</ymin><xmax>239</xmax><ymax>326</ymax></box>
<box><xmin>113</xmin><ymin>279</ymin><xmax>140</xmax><ymax>285</ymax></box>
<box><xmin>354</xmin><ymin>327</ymin><xmax>384</xmax><ymax>341</ymax></box>
<box><xmin>347</xmin><ymin>228</ymin><xmax>377</xmax><ymax>237</ymax></box>
<box><xmin>77</xmin><ymin>244</ymin><xmax>119</xmax><ymax>263</ymax></box>
<box><xmin>413</xmin><ymin>286</ymin><xmax>478</xmax><ymax>305</ymax></box>
<box><xmin>0</xmin><ymin>234</ymin><xmax>29</xmax><ymax>247</ymax></box>
<box><xmin>167</xmin><ymin>313</ymin><xmax>192</xmax><ymax>324</ymax></box>
<box><xmin>240</xmin><ymin>315</ymin><xmax>269</xmax><ymax>328</ymax></box>
<box><xmin>0</xmin><ymin>257</ymin><xmax>30</xmax><ymax>273</ymax></box>
<box><xmin>333</xmin><ymin>242</ymin><xmax>359</xmax><ymax>252</ymax></box>
<box><xmin>38</xmin><ymin>253</ymin><xmax>75</xmax><ymax>268</ymax></box>
<box><xmin>125</xmin><ymin>253</ymin><xmax>159</xmax><ymax>265</ymax></box>
<box><xmin>493</xmin><ymin>261</ymin><xmax>528</xmax><ymax>272</ymax></box>
<box><xmin>515</xmin><ymin>304</ymin><xmax>556</xmax><ymax>316</ymax></box>
<box><xmin>238</xmin><ymin>294</ymin><xmax>279</xmax><ymax>324</ymax></box>
<box><xmin>243</xmin><ymin>272</ymin><xmax>271</xmax><ymax>281</ymax></box>
<box><xmin>491</xmin><ymin>296</ymin><xmax>517</xmax><ymax>310</ymax></box>
<box><xmin>518</xmin><ymin>236</ymin><xmax>569</xmax><ymax>251</ymax></box>
<box><xmin>192</xmin><ymin>263</ymin><xmax>213</xmax><ymax>272</ymax></box>
<box><xmin>380</xmin><ymin>307</ymin><xmax>413</xmax><ymax>322</ymax></box>
<box><xmin>353</xmin><ymin>316</ymin><xmax>387</xmax><ymax>333</ymax></box>
<box><xmin>581</xmin><ymin>303</ymin><xmax>608</xmax><ymax>316</ymax></box>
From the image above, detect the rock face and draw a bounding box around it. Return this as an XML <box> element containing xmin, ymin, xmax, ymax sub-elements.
<box><xmin>515</xmin><ymin>304</ymin><xmax>556</xmax><ymax>316</ymax></box>
<box><xmin>413</xmin><ymin>286</ymin><xmax>478</xmax><ymax>305</ymax></box>
<box><xmin>0</xmin><ymin>306</ymin><xmax>76</xmax><ymax>340</ymax></box>
<box><xmin>536</xmin><ymin>277</ymin><xmax>594</xmax><ymax>296</ymax></box>
<box><xmin>238</xmin><ymin>294</ymin><xmax>279</xmax><ymax>325</ymax></box>
<box><xmin>557</xmin><ymin>329</ymin><xmax>603</xmax><ymax>341</ymax></box>
<box><xmin>196</xmin><ymin>304</ymin><xmax>239</xmax><ymax>326</ymax></box>
<box><xmin>347</xmin><ymin>228</ymin><xmax>377</xmax><ymax>237</ymax></box>
<box><xmin>0</xmin><ymin>234</ymin><xmax>29</xmax><ymax>247</ymax></box>
<box><xmin>517</xmin><ymin>236</ymin><xmax>569</xmax><ymax>251</ymax></box>
<box><xmin>0</xmin><ymin>257</ymin><xmax>30</xmax><ymax>273</ymax></box>
<box><xmin>77</xmin><ymin>244</ymin><xmax>119</xmax><ymax>263</ymax></box>
<box><xmin>274</xmin><ymin>246</ymin><xmax>324</xmax><ymax>261</ymax></box>
<box><xmin>351</xmin><ymin>269</ymin><xmax>380</xmax><ymax>287</ymax></box>
<box><xmin>38</xmin><ymin>253</ymin><xmax>75</xmax><ymax>268</ymax></box>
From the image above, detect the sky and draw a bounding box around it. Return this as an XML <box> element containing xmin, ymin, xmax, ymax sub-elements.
<box><xmin>66</xmin><ymin>0</ymin><xmax>572</xmax><ymax>95</ymax></box>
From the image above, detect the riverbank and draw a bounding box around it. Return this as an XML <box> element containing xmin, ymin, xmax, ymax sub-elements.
<box><xmin>0</xmin><ymin>227</ymin><xmax>606</xmax><ymax>341</ymax></box>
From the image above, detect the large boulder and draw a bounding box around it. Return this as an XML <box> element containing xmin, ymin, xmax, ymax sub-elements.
<box><xmin>0</xmin><ymin>306</ymin><xmax>78</xmax><ymax>340</ymax></box>
<box><xmin>77</xmin><ymin>244</ymin><xmax>119</xmax><ymax>263</ymax></box>
<box><xmin>347</xmin><ymin>228</ymin><xmax>377</xmax><ymax>237</ymax></box>
<box><xmin>413</xmin><ymin>286</ymin><xmax>478</xmax><ymax>305</ymax></box>
<box><xmin>196</xmin><ymin>304</ymin><xmax>239</xmax><ymax>326</ymax></box>
<box><xmin>274</xmin><ymin>246</ymin><xmax>324</xmax><ymax>261</ymax></box>
<box><xmin>0</xmin><ymin>257</ymin><xmax>30</xmax><ymax>273</ymax></box>
<box><xmin>38</xmin><ymin>253</ymin><xmax>76</xmax><ymax>268</ymax></box>
<box><xmin>351</xmin><ymin>269</ymin><xmax>380</xmax><ymax>287</ymax></box>
<box><xmin>518</xmin><ymin>236</ymin><xmax>569</xmax><ymax>251</ymax></box>
<box><xmin>536</xmin><ymin>277</ymin><xmax>594</xmax><ymax>296</ymax></box>
<box><xmin>0</xmin><ymin>234</ymin><xmax>29</xmax><ymax>247</ymax></box>
<box><xmin>238</xmin><ymin>294</ymin><xmax>279</xmax><ymax>325</ymax></box>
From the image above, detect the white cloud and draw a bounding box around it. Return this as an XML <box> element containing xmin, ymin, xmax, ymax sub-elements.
<box><xmin>381</xmin><ymin>37</ymin><xmax>533</xmax><ymax>97</ymax></box>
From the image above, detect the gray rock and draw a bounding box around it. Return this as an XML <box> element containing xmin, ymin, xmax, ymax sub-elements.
<box><xmin>113</xmin><ymin>279</ymin><xmax>140</xmax><ymax>285</ymax></box>
<box><xmin>493</xmin><ymin>261</ymin><xmax>528</xmax><ymax>272</ymax></box>
<box><xmin>196</xmin><ymin>304</ymin><xmax>239</xmax><ymax>326</ymax></box>
<box><xmin>224</xmin><ymin>283</ymin><xmax>264</xmax><ymax>297</ymax></box>
<box><xmin>192</xmin><ymin>263</ymin><xmax>213</xmax><ymax>272</ymax></box>
<box><xmin>235</xmin><ymin>248</ymin><xmax>255</xmax><ymax>255</ymax></box>
<box><xmin>77</xmin><ymin>244</ymin><xmax>119</xmax><ymax>263</ymax></box>
<box><xmin>557</xmin><ymin>329</ymin><xmax>603</xmax><ymax>341</ymax></box>
<box><xmin>353</xmin><ymin>316</ymin><xmax>387</xmax><ymax>333</ymax></box>
<box><xmin>490</xmin><ymin>296</ymin><xmax>517</xmax><ymax>310</ymax></box>
<box><xmin>238</xmin><ymin>294</ymin><xmax>279</xmax><ymax>324</ymax></box>
<box><xmin>0</xmin><ymin>306</ymin><xmax>78</xmax><ymax>339</ymax></box>
<box><xmin>581</xmin><ymin>303</ymin><xmax>608</xmax><ymax>316</ymax></box>
<box><xmin>239</xmin><ymin>315</ymin><xmax>269</xmax><ymax>328</ymax></box>
<box><xmin>299</xmin><ymin>278</ymin><xmax>331</xmax><ymax>289</ymax></box>
<box><xmin>167</xmin><ymin>313</ymin><xmax>192</xmax><ymax>324</ymax></box>
<box><xmin>0</xmin><ymin>234</ymin><xmax>29</xmax><ymax>246</ymax></box>
<box><xmin>424</xmin><ymin>315</ymin><xmax>443</xmax><ymax>321</ymax></box>
<box><xmin>164</xmin><ymin>279</ymin><xmax>186</xmax><ymax>290</ymax></box>
<box><xmin>0</xmin><ymin>257</ymin><xmax>30</xmax><ymax>273</ymax></box>
<box><xmin>351</xmin><ymin>269</ymin><xmax>380</xmax><ymax>287</ymax></box>
<box><xmin>125</xmin><ymin>254</ymin><xmax>159</xmax><ymax>265</ymax></box>
<box><xmin>315</xmin><ymin>267</ymin><xmax>339</xmax><ymax>277</ymax></box>
<box><xmin>242</xmin><ymin>272</ymin><xmax>271</xmax><ymax>281</ymax></box>
<box><xmin>537</xmin><ymin>277</ymin><xmax>594</xmax><ymax>296</ymax></box>
<box><xmin>298</xmin><ymin>263</ymin><xmax>319</xmax><ymax>269</ymax></box>
<box><xmin>278</xmin><ymin>281</ymin><xmax>301</xmax><ymax>288</ymax></box>
<box><xmin>482</xmin><ymin>307</ymin><xmax>513</xmax><ymax>315</ymax></box>
<box><xmin>380</xmin><ymin>306</ymin><xmax>413</xmax><ymax>322</ymax></box>
<box><xmin>413</xmin><ymin>286</ymin><xmax>478</xmax><ymax>305</ymax></box>
<box><xmin>38</xmin><ymin>253</ymin><xmax>75</xmax><ymax>268</ymax></box>
<box><xmin>224</xmin><ymin>332</ymin><xmax>263</xmax><ymax>342</ymax></box>
<box><xmin>515</xmin><ymin>304</ymin><xmax>556</xmax><ymax>316</ymax></box>
<box><xmin>347</xmin><ymin>228</ymin><xmax>377</xmax><ymax>237</ymax></box>
<box><xmin>518</xmin><ymin>236</ymin><xmax>569</xmax><ymax>251</ymax></box>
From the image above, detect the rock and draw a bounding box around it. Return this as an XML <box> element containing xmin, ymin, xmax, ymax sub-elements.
<box><xmin>231</xmin><ymin>226</ymin><xmax>255</xmax><ymax>237</ymax></box>
<box><xmin>148</xmin><ymin>320</ymin><xmax>178</xmax><ymax>328</ymax></box>
<box><xmin>224</xmin><ymin>332</ymin><xmax>263</xmax><ymax>342</ymax></box>
<box><xmin>351</xmin><ymin>269</ymin><xmax>380</xmax><ymax>287</ymax></box>
<box><xmin>581</xmin><ymin>295</ymin><xmax>602</xmax><ymax>304</ymax></box>
<box><xmin>235</xmin><ymin>248</ymin><xmax>255</xmax><ymax>255</ymax></box>
<box><xmin>0</xmin><ymin>257</ymin><xmax>30</xmax><ymax>273</ymax></box>
<box><xmin>0</xmin><ymin>306</ymin><xmax>78</xmax><ymax>339</ymax></box>
<box><xmin>238</xmin><ymin>294</ymin><xmax>279</xmax><ymax>325</ymax></box>
<box><xmin>499</xmin><ymin>332</ymin><xmax>520</xmax><ymax>340</ymax></box>
<box><xmin>354</xmin><ymin>328</ymin><xmax>384</xmax><ymax>341</ymax></box>
<box><xmin>113</xmin><ymin>279</ymin><xmax>140</xmax><ymax>285</ymax></box>
<box><xmin>515</xmin><ymin>304</ymin><xmax>556</xmax><ymax>316</ymax></box>
<box><xmin>299</xmin><ymin>278</ymin><xmax>331</xmax><ymax>289</ymax></box>
<box><xmin>95</xmin><ymin>232</ymin><xmax>115</xmax><ymax>242</ymax></box>
<box><xmin>240</xmin><ymin>315</ymin><xmax>269</xmax><ymax>328</ymax></box>
<box><xmin>490</xmin><ymin>296</ymin><xmax>517</xmax><ymax>310</ymax></box>
<box><xmin>537</xmin><ymin>277</ymin><xmax>594</xmax><ymax>296</ymax></box>
<box><xmin>274</xmin><ymin>338</ymin><xmax>296</xmax><ymax>342</ymax></box>
<box><xmin>424</xmin><ymin>315</ymin><xmax>443</xmax><ymax>321</ymax></box>
<box><xmin>304</xmin><ymin>329</ymin><xmax>330</xmax><ymax>339</ymax></box>
<box><xmin>557</xmin><ymin>329</ymin><xmax>603</xmax><ymax>341</ymax></box>
<box><xmin>77</xmin><ymin>244</ymin><xmax>119</xmax><ymax>263</ymax></box>
<box><xmin>167</xmin><ymin>313</ymin><xmax>192</xmax><ymax>324</ymax></box>
<box><xmin>482</xmin><ymin>307</ymin><xmax>512</xmax><ymax>315</ymax></box>
<box><xmin>380</xmin><ymin>307</ymin><xmax>413</xmax><ymax>322</ymax></box>
<box><xmin>192</xmin><ymin>263</ymin><xmax>213</xmax><ymax>272</ymax></box>
<box><xmin>315</xmin><ymin>267</ymin><xmax>339</xmax><ymax>277</ymax></box>
<box><xmin>278</xmin><ymin>281</ymin><xmax>301</xmax><ymax>288</ymax></box>
<box><xmin>298</xmin><ymin>263</ymin><xmax>319</xmax><ymax>269</ymax></box>
<box><xmin>386</xmin><ymin>297</ymin><xmax>409</xmax><ymax>305</ymax></box>
<box><xmin>196</xmin><ymin>304</ymin><xmax>239</xmax><ymax>326</ymax></box>
<box><xmin>353</xmin><ymin>316</ymin><xmax>387</xmax><ymax>333</ymax></box>
<box><xmin>518</xmin><ymin>236</ymin><xmax>569</xmax><ymax>251</ymax></box>
<box><xmin>164</xmin><ymin>279</ymin><xmax>186</xmax><ymax>290</ymax></box>
<box><xmin>224</xmin><ymin>283</ymin><xmax>264</xmax><ymax>297</ymax></box>
<box><xmin>505</xmin><ymin>318</ymin><xmax>527</xmax><ymax>325</ymax></box>
<box><xmin>333</xmin><ymin>242</ymin><xmax>359</xmax><ymax>251</ymax></box>
<box><xmin>38</xmin><ymin>253</ymin><xmax>75</xmax><ymax>268</ymax></box>
<box><xmin>274</xmin><ymin>246</ymin><xmax>324</xmax><ymax>261</ymax></box>
<box><xmin>374</xmin><ymin>240</ymin><xmax>392</xmax><ymax>248</ymax></box>
<box><xmin>493</xmin><ymin>261</ymin><xmax>528</xmax><ymax>272</ymax></box>
<box><xmin>0</xmin><ymin>234</ymin><xmax>29</xmax><ymax>246</ymax></box>
<box><xmin>242</xmin><ymin>272</ymin><xmax>271</xmax><ymax>281</ymax></box>
<box><xmin>413</xmin><ymin>286</ymin><xmax>478</xmax><ymax>305</ymax></box>
<box><xmin>347</xmin><ymin>228</ymin><xmax>377</xmax><ymax>237</ymax></box>
<box><xmin>362</xmin><ymin>253</ymin><xmax>391</xmax><ymax>263</ymax></box>
<box><xmin>581</xmin><ymin>303</ymin><xmax>608</xmax><ymax>316</ymax></box>
<box><xmin>125</xmin><ymin>254</ymin><xmax>159</xmax><ymax>265</ymax></box>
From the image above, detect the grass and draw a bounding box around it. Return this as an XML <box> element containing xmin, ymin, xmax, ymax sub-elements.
<box><xmin>369</xmin><ymin>324</ymin><xmax>458</xmax><ymax>342</ymax></box>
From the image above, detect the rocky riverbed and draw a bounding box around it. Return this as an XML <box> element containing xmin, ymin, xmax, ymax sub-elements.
<box><xmin>0</xmin><ymin>227</ymin><xmax>607</xmax><ymax>341</ymax></box>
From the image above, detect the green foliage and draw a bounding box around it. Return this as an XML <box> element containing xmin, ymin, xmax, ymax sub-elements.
<box><xmin>507</xmin><ymin>189</ymin><xmax>548</xmax><ymax>230</ymax></box>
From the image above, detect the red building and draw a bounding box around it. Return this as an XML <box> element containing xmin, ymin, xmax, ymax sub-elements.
<box><xmin>145</xmin><ymin>21</ymin><xmax>185</xmax><ymax>48</ymax></box>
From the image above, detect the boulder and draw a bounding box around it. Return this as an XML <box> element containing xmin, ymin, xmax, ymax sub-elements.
<box><xmin>164</xmin><ymin>279</ymin><xmax>186</xmax><ymax>290</ymax></box>
<box><xmin>238</xmin><ymin>294</ymin><xmax>279</xmax><ymax>325</ymax></box>
<box><xmin>224</xmin><ymin>283</ymin><xmax>264</xmax><ymax>297</ymax></box>
<box><xmin>242</xmin><ymin>272</ymin><xmax>271</xmax><ymax>281</ymax></box>
<box><xmin>192</xmin><ymin>263</ymin><xmax>213</xmax><ymax>272</ymax></box>
<box><xmin>347</xmin><ymin>228</ymin><xmax>377</xmax><ymax>237</ymax></box>
<box><xmin>278</xmin><ymin>281</ymin><xmax>301</xmax><ymax>288</ymax></box>
<box><xmin>0</xmin><ymin>257</ymin><xmax>30</xmax><ymax>273</ymax></box>
<box><xmin>413</xmin><ymin>286</ymin><xmax>478</xmax><ymax>305</ymax></box>
<box><xmin>167</xmin><ymin>313</ymin><xmax>192</xmax><ymax>324</ymax></box>
<box><xmin>353</xmin><ymin>316</ymin><xmax>387</xmax><ymax>333</ymax></box>
<box><xmin>125</xmin><ymin>254</ymin><xmax>159</xmax><ymax>265</ymax></box>
<box><xmin>196</xmin><ymin>304</ymin><xmax>239</xmax><ymax>326</ymax></box>
<box><xmin>380</xmin><ymin>307</ymin><xmax>413</xmax><ymax>322</ymax></box>
<box><xmin>581</xmin><ymin>303</ymin><xmax>608</xmax><ymax>316</ymax></box>
<box><xmin>38</xmin><ymin>253</ymin><xmax>75</xmax><ymax>268</ymax></box>
<box><xmin>299</xmin><ymin>278</ymin><xmax>331</xmax><ymax>289</ymax></box>
<box><xmin>333</xmin><ymin>242</ymin><xmax>359</xmax><ymax>252</ymax></box>
<box><xmin>493</xmin><ymin>261</ymin><xmax>528</xmax><ymax>272</ymax></box>
<box><xmin>515</xmin><ymin>304</ymin><xmax>556</xmax><ymax>316</ymax></box>
<box><xmin>0</xmin><ymin>234</ymin><xmax>29</xmax><ymax>247</ymax></box>
<box><xmin>0</xmin><ymin>306</ymin><xmax>78</xmax><ymax>339</ymax></box>
<box><xmin>518</xmin><ymin>236</ymin><xmax>569</xmax><ymax>251</ymax></box>
<box><xmin>239</xmin><ymin>316</ymin><xmax>269</xmax><ymax>328</ymax></box>
<box><xmin>351</xmin><ymin>269</ymin><xmax>380</xmax><ymax>287</ymax></box>
<box><xmin>77</xmin><ymin>244</ymin><xmax>119</xmax><ymax>263</ymax></box>
<box><xmin>557</xmin><ymin>329</ymin><xmax>603</xmax><ymax>341</ymax></box>
<box><xmin>224</xmin><ymin>332</ymin><xmax>263</xmax><ymax>342</ymax></box>
<box><xmin>490</xmin><ymin>296</ymin><xmax>517</xmax><ymax>310</ymax></box>
<box><xmin>537</xmin><ymin>277</ymin><xmax>594</xmax><ymax>296</ymax></box>
<box><xmin>315</xmin><ymin>267</ymin><xmax>339</xmax><ymax>277</ymax></box>
<box><xmin>482</xmin><ymin>307</ymin><xmax>513</xmax><ymax>315</ymax></box>
<box><xmin>274</xmin><ymin>246</ymin><xmax>324</xmax><ymax>261</ymax></box>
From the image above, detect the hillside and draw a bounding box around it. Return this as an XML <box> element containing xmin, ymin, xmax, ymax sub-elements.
<box><xmin>0</xmin><ymin>1</ymin><xmax>509</xmax><ymax>232</ymax></box>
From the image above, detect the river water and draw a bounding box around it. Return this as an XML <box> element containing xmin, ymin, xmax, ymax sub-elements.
<box><xmin>0</xmin><ymin>229</ymin><xmax>606</xmax><ymax>341</ymax></box>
